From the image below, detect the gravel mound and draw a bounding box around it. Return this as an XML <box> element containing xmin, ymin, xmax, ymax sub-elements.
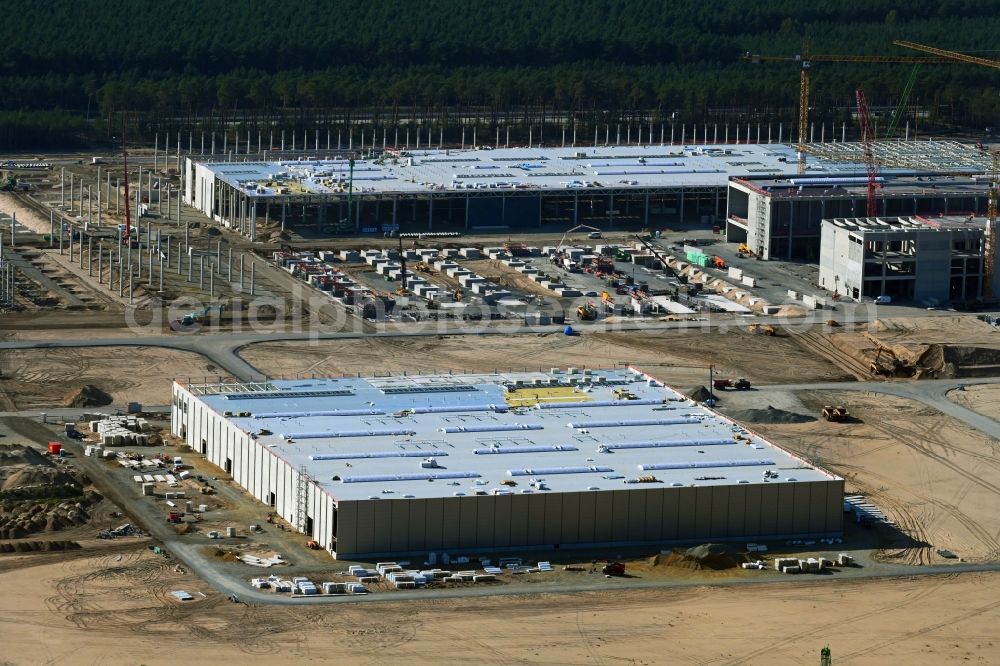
<box><xmin>726</xmin><ymin>405</ymin><xmax>816</xmax><ymax>424</ymax></box>
<box><xmin>686</xmin><ymin>385</ymin><xmax>713</xmax><ymax>402</ymax></box>
<box><xmin>651</xmin><ymin>543</ymin><xmax>744</xmax><ymax>570</ymax></box>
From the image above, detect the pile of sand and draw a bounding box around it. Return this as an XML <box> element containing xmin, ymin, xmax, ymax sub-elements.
<box><xmin>651</xmin><ymin>544</ymin><xmax>743</xmax><ymax>571</ymax></box>
<box><xmin>686</xmin><ymin>386</ymin><xmax>713</xmax><ymax>402</ymax></box>
<box><xmin>775</xmin><ymin>304</ymin><xmax>807</xmax><ymax>318</ymax></box>
<box><xmin>62</xmin><ymin>384</ymin><xmax>112</xmax><ymax>408</ymax></box>
<box><xmin>726</xmin><ymin>405</ymin><xmax>816</xmax><ymax>424</ymax></box>
<box><xmin>0</xmin><ymin>445</ymin><xmax>49</xmax><ymax>468</ymax></box>
<box><xmin>0</xmin><ymin>445</ymin><xmax>76</xmax><ymax>491</ymax></box>
<box><xmin>212</xmin><ymin>547</ymin><xmax>239</xmax><ymax>562</ymax></box>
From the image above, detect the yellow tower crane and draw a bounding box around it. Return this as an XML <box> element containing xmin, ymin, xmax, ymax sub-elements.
<box><xmin>742</xmin><ymin>50</ymin><xmax>952</xmax><ymax>162</ymax></box>
<box><xmin>742</xmin><ymin>50</ymin><xmax>951</xmax><ymax>147</ymax></box>
<box><xmin>893</xmin><ymin>40</ymin><xmax>1000</xmax><ymax>70</ymax></box>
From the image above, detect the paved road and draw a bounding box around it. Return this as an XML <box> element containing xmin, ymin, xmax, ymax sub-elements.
<box><xmin>0</xmin><ymin>307</ymin><xmax>963</xmax><ymax>382</ymax></box>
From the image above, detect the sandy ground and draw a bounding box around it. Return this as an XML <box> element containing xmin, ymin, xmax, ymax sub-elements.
<box><xmin>949</xmin><ymin>383</ymin><xmax>1000</xmax><ymax>420</ymax></box>
<box><xmin>240</xmin><ymin>328</ymin><xmax>850</xmax><ymax>387</ymax></box>
<box><xmin>0</xmin><ymin>548</ymin><xmax>997</xmax><ymax>665</ymax></box>
<box><xmin>869</xmin><ymin>316</ymin><xmax>1000</xmax><ymax>346</ymax></box>
<box><xmin>0</xmin><ymin>191</ymin><xmax>52</xmax><ymax>234</ymax></box>
<box><xmin>722</xmin><ymin>389</ymin><xmax>1000</xmax><ymax>564</ymax></box>
<box><xmin>0</xmin><ymin>346</ymin><xmax>219</xmax><ymax>410</ymax></box>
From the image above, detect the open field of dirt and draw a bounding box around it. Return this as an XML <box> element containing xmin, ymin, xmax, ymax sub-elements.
<box><xmin>949</xmin><ymin>383</ymin><xmax>1000</xmax><ymax>421</ymax></box>
<box><xmin>0</xmin><ymin>547</ymin><xmax>996</xmax><ymax>665</ymax></box>
<box><xmin>720</xmin><ymin>389</ymin><xmax>1000</xmax><ymax>565</ymax></box>
<box><xmin>0</xmin><ymin>347</ymin><xmax>218</xmax><ymax>410</ymax></box>
<box><xmin>240</xmin><ymin>328</ymin><xmax>852</xmax><ymax>387</ymax></box>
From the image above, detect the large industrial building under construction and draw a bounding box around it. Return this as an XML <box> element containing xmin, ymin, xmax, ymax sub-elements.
<box><xmin>184</xmin><ymin>144</ymin><xmax>807</xmax><ymax>240</ymax></box>
<box><xmin>726</xmin><ymin>141</ymin><xmax>996</xmax><ymax>261</ymax></box>
<box><xmin>183</xmin><ymin>139</ymin><xmax>993</xmax><ymax>248</ymax></box>
<box><xmin>171</xmin><ymin>367</ymin><xmax>843</xmax><ymax>559</ymax></box>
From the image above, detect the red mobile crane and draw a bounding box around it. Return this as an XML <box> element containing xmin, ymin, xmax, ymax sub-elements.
<box><xmin>855</xmin><ymin>89</ymin><xmax>879</xmax><ymax>217</ymax></box>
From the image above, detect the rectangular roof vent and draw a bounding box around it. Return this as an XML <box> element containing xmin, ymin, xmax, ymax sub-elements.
<box><xmin>567</xmin><ymin>418</ymin><xmax>698</xmax><ymax>428</ymax></box>
<box><xmin>507</xmin><ymin>465</ymin><xmax>614</xmax><ymax>476</ymax></box>
<box><xmin>638</xmin><ymin>459</ymin><xmax>775</xmax><ymax>471</ymax></box>
<box><xmin>474</xmin><ymin>445</ymin><xmax>578</xmax><ymax>455</ymax></box>
<box><xmin>441</xmin><ymin>423</ymin><xmax>543</xmax><ymax>433</ymax></box>
<box><xmin>281</xmin><ymin>428</ymin><xmax>416</xmax><ymax>440</ymax></box>
<box><xmin>342</xmin><ymin>471</ymin><xmax>481</xmax><ymax>483</ymax></box>
<box><xmin>309</xmin><ymin>450</ymin><xmax>448</xmax><ymax>461</ymax></box>
<box><xmin>602</xmin><ymin>438</ymin><xmax>734</xmax><ymax>450</ymax></box>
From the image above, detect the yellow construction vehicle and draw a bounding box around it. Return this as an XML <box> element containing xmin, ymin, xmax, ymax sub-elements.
<box><xmin>414</xmin><ymin>261</ymin><xmax>436</xmax><ymax>274</ymax></box>
<box><xmin>576</xmin><ymin>302</ymin><xmax>597</xmax><ymax>321</ymax></box>
<box><xmin>748</xmin><ymin>323</ymin><xmax>777</xmax><ymax>336</ymax></box>
<box><xmin>737</xmin><ymin>243</ymin><xmax>754</xmax><ymax>257</ymax></box>
<box><xmin>821</xmin><ymin>405</ymin><xmax>849</xmax><ymax>422</ymax></box>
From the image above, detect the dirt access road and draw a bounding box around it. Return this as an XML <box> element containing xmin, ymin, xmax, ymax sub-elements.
<box><xmin>240</xmin><ymin>327</ymin><xmax>850</xmax><ymax>386</ymax></box>
<box><xmin>0</xmin><ymin>548</ymin><xmax>996</xmax><ymax>665</ymax></box>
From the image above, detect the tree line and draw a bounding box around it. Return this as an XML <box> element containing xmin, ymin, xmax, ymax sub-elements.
<box><xmin>0</xmin><ymin>0</ymin><xmax>997</xmax><ymax>149</ymax></box>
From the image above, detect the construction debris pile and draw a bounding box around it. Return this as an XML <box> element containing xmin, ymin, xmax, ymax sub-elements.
<box><xmin>89</xmin><ymin>414</ymin><xmax>154</xmax><ymax>446</ymax></box>
<box><xmin>96</xmin><ymin>523</ymin><xmax>144</xmax><ymax>539</ymax></box>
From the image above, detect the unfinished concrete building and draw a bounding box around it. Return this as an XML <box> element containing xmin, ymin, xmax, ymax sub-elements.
<box><xmin>725</xmin><ymin>140</ymin><xmax>995</xmax><ymax>260</ymax></box>
<box><xmin>818</xmin><ymin>215</ymin><xmax>996</xmax><ymax>304</ymax></box>
<box><xmin>171</xmin><ymin>368</ymin><xmax>843</xmax><ymax>559</ymax></box>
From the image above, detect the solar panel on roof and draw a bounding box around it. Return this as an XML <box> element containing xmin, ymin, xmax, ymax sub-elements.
<box><xmin>223</xmin><ymin>389</ymin><xmax>354</xmax><ymax>400</ymax></box>
<box><xmin>380</xmin><ymin>385</ymin><xmax>478</xmax><ymax>395</ymax></box>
